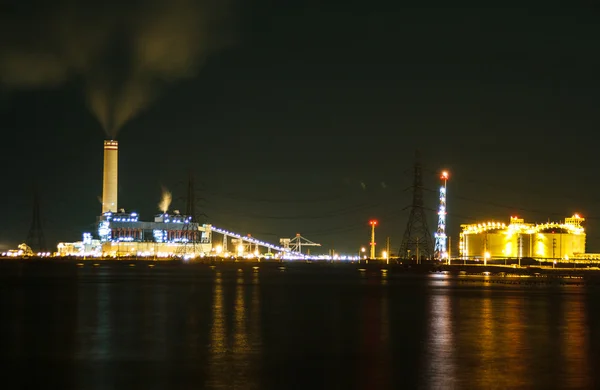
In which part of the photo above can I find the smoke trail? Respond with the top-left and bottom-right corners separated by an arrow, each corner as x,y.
111,79 -> 156,136
0,51 -> 68,88
0,0 -> 232,138
86,85 -> 113,136
158,187 -> 172,214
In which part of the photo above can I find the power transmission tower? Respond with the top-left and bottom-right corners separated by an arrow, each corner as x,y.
179,171 -> 208,257
26,187 -> 46,252
186,170 -> 196,222
399,150 -> 433,260
185,170 -> 208,223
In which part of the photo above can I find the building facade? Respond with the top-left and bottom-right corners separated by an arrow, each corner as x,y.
57,211 -> 212,258
97,210 -> 212,257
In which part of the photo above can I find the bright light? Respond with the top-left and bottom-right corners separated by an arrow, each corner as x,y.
237,244 -> 244,255
484,252 -> 491,259
215,245 -> 223,254
361,247 -> 366,253
434,171 -> 448,257
369,220 -> 377,226
382,251 -> 388,259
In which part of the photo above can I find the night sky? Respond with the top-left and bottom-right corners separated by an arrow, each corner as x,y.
1,1 -> 598,254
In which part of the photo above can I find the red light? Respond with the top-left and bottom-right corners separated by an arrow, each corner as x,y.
369,220 -> 377,226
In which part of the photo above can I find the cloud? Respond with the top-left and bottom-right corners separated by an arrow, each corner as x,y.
0,0 -> 233,137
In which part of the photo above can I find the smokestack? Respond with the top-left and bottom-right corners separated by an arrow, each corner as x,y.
102,140 -> 118,214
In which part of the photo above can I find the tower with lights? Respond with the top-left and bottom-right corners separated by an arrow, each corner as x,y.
369,220 -> 377,259
434,171 -> 449,259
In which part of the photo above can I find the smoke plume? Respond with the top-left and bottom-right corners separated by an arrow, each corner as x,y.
0,0 -> 231,138
158,187 -> 172,213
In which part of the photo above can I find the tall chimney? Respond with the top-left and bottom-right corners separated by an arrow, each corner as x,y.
102,140 -> 118,214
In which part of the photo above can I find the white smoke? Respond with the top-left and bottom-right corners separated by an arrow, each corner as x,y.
158,187 -> 172,213
0,0 -> 233,138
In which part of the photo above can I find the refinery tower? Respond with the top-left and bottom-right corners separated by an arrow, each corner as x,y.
102,140 -> 118,213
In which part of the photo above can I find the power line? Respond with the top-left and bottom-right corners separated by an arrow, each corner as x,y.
422,186 -> 598,220
422,166 -> 598,207
203,201 -> 380,221
204,189 -> 355,204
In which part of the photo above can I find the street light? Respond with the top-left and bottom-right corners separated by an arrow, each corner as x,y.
484,251 -> 490,266
361,247 -> 366,260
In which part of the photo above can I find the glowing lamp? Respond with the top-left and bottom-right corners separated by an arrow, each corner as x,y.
441,171 -> 449,179
369,220 -> 378,226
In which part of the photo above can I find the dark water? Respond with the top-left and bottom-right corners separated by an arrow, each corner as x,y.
1,262 -> 599,390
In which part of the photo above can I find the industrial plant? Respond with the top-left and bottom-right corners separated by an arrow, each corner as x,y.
52,139 -> 327,260
56,140 -> 213,258
14,140 -> 600,264
459,215 -> 587,261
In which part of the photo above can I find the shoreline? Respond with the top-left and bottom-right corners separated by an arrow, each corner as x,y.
2,257 -> 600,279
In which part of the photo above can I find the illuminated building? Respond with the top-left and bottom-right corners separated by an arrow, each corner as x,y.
57,233 -> 102,257
56,211 -> 212,258
96,210 -> 212,258
459,214 -> 586,260
54,139 -> 213,259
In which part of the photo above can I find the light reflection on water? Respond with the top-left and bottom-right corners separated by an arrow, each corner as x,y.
445,285 -> 534,389
75,271 -> 112,361
357,276 -> 391,389
562,295 -> 591,389
250,271 -> 262,365
422,284 -> 455,389
206,270 -> 262,389
206,271 -> 226,388
0,266 -> 598,389
422,280 -> 594,390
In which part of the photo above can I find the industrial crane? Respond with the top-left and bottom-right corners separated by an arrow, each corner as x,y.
280,234 -> 321,254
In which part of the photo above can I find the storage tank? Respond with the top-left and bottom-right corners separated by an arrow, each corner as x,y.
535,231 -> 586,259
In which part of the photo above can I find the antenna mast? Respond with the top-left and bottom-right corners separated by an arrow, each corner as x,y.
434,171 -> 449,260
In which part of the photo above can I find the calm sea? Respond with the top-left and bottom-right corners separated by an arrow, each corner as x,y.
0,261 -> 598,389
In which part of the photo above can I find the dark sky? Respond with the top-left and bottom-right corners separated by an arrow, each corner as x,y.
1,1 -> 599,254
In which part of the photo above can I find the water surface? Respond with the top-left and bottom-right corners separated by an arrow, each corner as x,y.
0,262 -> 598,389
